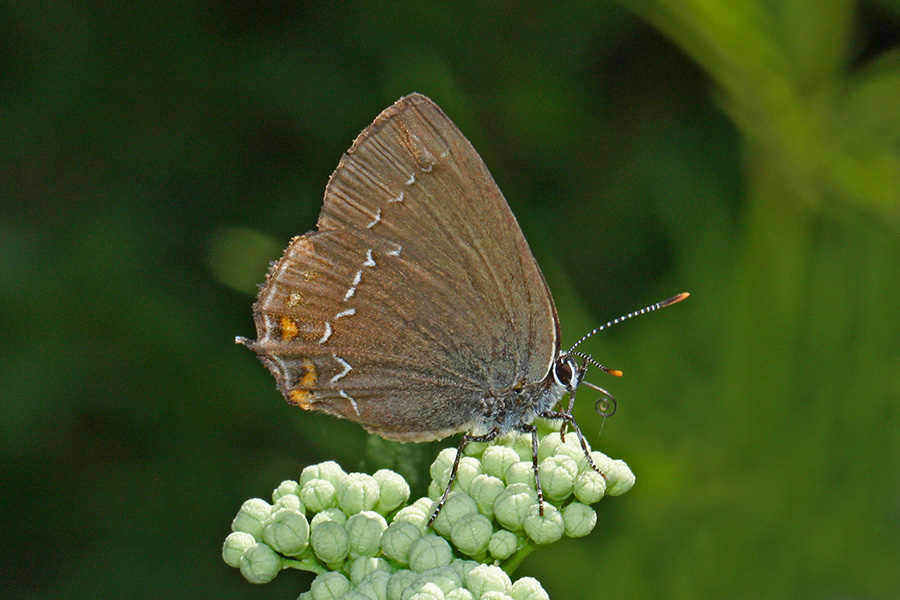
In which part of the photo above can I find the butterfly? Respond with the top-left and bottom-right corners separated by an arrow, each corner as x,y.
237,93 -> 687,521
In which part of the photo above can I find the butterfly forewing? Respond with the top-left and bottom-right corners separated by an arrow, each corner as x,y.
245,94 -> 559,441
322,95 -> 559,381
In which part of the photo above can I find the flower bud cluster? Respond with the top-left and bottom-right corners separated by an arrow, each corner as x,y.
224,463 -> 410,584
224,430 -> 633,598
427,431 -> 634,549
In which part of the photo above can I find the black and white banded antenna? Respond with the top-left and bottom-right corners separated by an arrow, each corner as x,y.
566,292 -> 690,377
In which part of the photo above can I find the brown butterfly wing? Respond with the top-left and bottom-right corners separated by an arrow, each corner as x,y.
242,94 -> 559,441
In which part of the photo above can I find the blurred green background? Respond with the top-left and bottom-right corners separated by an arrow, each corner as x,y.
3,1 -> 900,598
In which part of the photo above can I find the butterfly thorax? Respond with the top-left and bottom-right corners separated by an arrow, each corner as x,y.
472,372 -> 569,436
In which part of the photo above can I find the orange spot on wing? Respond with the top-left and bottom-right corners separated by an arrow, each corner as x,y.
298,358 -> 318,389
289,389 -> 313,409
285,358 -> 318,410
280,316 -> 300,341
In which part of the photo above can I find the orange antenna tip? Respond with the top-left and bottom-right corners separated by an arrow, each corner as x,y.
609,369 -> 623,377
661,292 -> 690,307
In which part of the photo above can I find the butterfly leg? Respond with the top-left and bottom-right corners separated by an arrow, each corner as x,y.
514,422 -> 546,516
429,428 -> 501,525
558,387 -> 577,443
539,410 -> 608,481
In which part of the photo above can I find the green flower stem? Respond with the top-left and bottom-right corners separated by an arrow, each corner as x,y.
499,541 -> 537,575
282,557 -> 328,575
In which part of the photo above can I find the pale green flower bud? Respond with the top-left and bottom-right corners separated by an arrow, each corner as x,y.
381,520 -> 422,565
510,577 -> 549,600
310,520 -> 350,565
462,440 -> 488,458
505,432 -> 533,462
539,431 -> 590,465
449,559 -> 480,583
417,566 -> 464,594
562,502 -> 597,537
536,431 -> 564,461
340,592 -> 372,600
557,441 -> 591,467
356,569 -> 391,600
408,534 -> 453,572
537,455 -> 578,501
464,564 -> 511,598
523,503 -> 564,544
480,446 -> 520,480
349,556 -> 391,583
444,589 -> 475,600
392,500 -> 431,531
302,461 -> 348,489
413,497 -> 437,512
603,457 -> 635,496
239,542 -> 282,584
573,469 -> 606,504
504,462 -> 536,487
232,498 -> 273,539
273,492 -> 305,514
222,531 -> 255,568
453,457 -> 483,494
263,508 -> 310,556
493,483 -> 537,531
468,474 -> 505,518
430,448 -> 457,488
480,592 -> 513,600
273,479 -> 302,502
488,530 -> 518,561
310,571 -> 351,600
338,473 -> 381,514
373,469 -> 411,514
427,481 -> 443,500
587,450 -> 613,470
408,582 -> 445,600
387,569 -> 417,600
302,478 -> 338,513
346,510 -> 389,557
311,507 -> 349,528
430,491 -> 477,537
450,512 -> 492,557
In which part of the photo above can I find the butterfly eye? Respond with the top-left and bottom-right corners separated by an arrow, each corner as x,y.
552,356 -> 577,388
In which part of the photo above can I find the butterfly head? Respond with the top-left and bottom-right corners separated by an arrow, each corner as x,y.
546,351 -> 618,422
